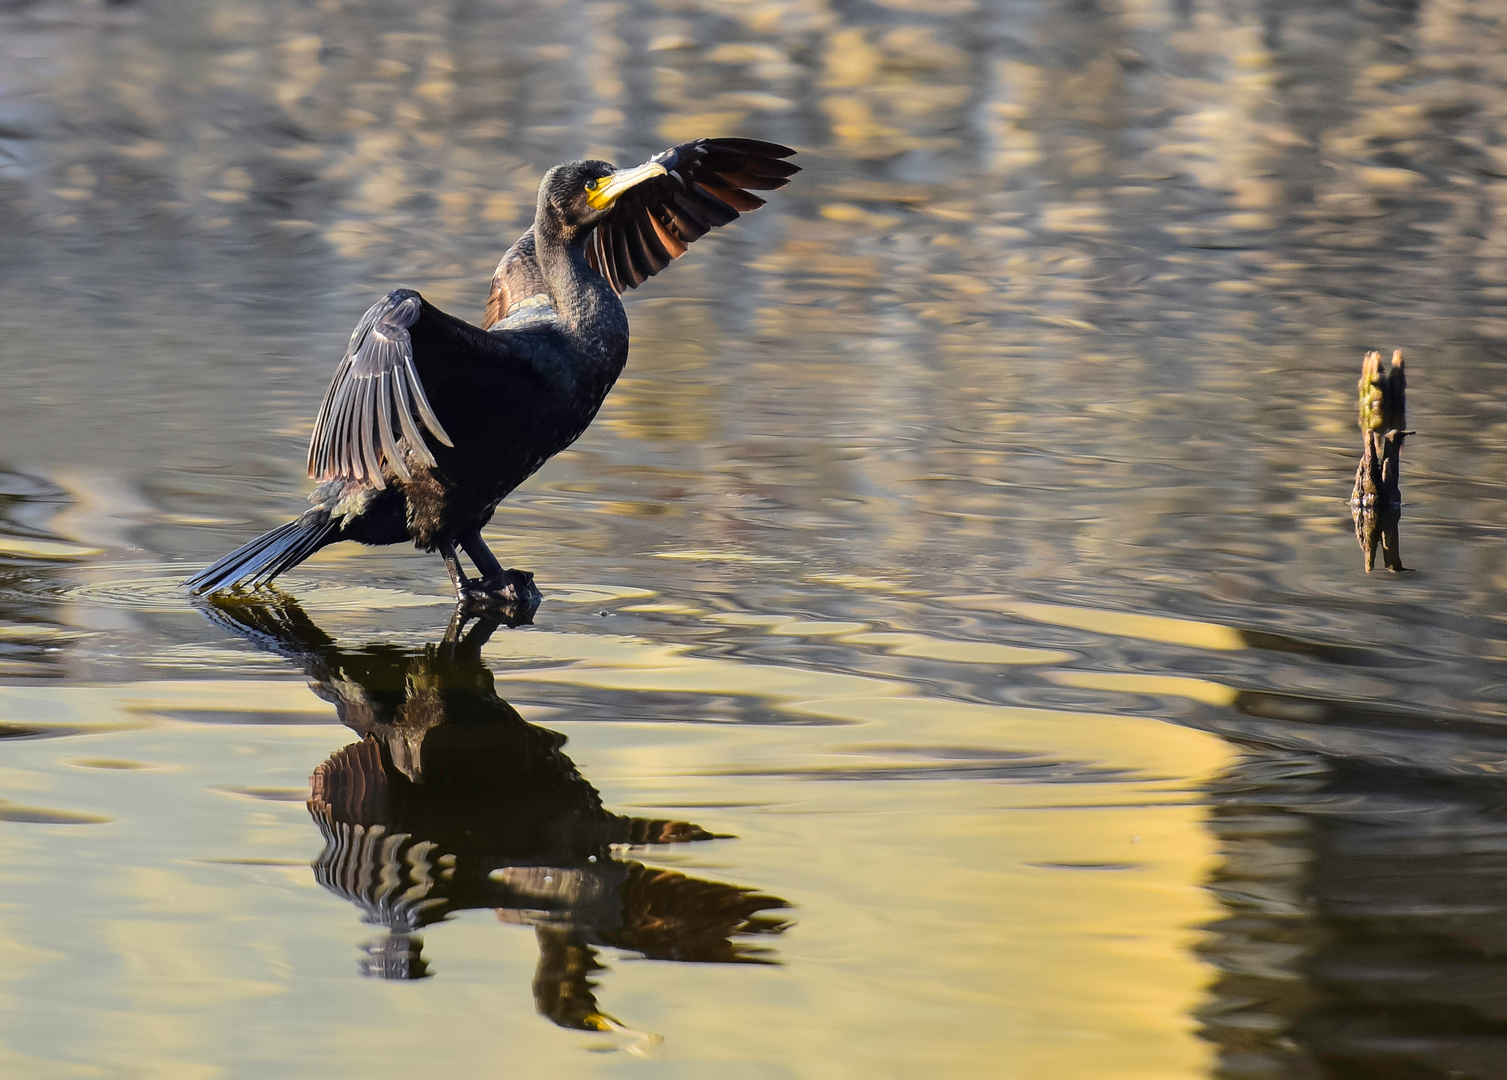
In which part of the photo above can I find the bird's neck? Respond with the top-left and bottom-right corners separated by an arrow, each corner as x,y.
535,219 -> 627,357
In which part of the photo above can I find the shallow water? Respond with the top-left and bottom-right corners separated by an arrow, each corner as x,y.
1,0 -> 1507,1075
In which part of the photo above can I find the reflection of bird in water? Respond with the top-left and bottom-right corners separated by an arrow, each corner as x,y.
187,139 -> 798,606
201,596 -> 790,1035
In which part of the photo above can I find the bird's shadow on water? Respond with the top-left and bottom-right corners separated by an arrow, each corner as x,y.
196,593 -> 791,1045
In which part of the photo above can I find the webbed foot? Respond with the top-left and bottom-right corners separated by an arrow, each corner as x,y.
456,568 -> 541,623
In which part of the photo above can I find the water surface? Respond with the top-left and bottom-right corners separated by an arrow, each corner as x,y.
1,0 -> 1506,1075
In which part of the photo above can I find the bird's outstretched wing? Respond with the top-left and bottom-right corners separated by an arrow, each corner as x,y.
307,289 -> 455,489
585,138 -> 798,293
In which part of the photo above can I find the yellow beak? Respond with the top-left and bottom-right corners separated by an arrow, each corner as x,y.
586,161 -> 668,210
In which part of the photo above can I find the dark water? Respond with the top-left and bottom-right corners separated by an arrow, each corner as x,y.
1,0 -> 1506,1074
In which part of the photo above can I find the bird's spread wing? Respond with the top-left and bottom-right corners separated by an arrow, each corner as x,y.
307,289 -> 455,489
585,138 -> 798,293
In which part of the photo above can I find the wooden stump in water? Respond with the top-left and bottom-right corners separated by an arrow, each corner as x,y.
1350,349 -> 1409,572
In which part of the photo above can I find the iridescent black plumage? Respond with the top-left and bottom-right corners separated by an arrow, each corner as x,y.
186,138 -> 798,602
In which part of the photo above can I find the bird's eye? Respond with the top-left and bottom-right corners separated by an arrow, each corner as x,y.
585,178 -> 600,192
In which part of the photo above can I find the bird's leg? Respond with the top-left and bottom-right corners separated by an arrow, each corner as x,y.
459,529 -> 505,583
438,540 -> 472,599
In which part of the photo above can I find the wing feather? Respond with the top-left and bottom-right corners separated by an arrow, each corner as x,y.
684,184 -> 740,226
618,210 -> 657,284
483,229 -> 548,330
611,233 -> 640,288
326,376 -> 352,476
629,207 -> 673,269
389,363 -> 432,462
375,372 -> 409,482
699,136 -> 800,157
306,289 -> 455,488
648,212 -> 688,259
659,195 -> 710,244
703,168 -> 789,191
699,184 -> 766,213
357,378 -> 382,485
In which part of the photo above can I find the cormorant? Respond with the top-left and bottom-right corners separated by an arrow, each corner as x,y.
185,138 -> 798,604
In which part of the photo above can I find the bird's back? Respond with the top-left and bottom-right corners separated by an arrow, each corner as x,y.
483,228 -> 548,331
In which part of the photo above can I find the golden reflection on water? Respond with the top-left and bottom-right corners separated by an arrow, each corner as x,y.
0,590 -> 1234,1076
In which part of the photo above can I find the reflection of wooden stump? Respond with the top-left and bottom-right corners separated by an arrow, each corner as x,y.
1350,350 -> 1409,571
1352,500 -> 1404,573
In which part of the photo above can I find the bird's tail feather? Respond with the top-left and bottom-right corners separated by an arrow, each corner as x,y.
184,516 -> 337,595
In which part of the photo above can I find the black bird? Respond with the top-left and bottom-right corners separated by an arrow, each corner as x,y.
186,138 -> 798,604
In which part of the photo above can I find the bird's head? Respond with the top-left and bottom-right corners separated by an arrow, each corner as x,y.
536,158 -> 667,238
